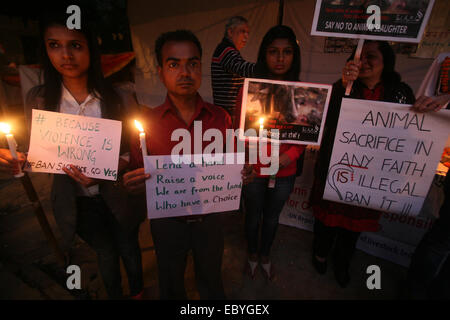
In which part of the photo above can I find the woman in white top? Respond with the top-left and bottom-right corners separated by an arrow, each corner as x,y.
0,4 -> 144,299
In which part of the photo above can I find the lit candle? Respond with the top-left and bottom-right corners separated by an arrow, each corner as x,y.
0,122 -> 24,178
259,117 -> 265,138
134,120 -> 148,157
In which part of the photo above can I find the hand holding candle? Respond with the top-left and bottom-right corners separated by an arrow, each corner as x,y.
345,38 -> 365,96
0,122 -> 24,178
134,120 -> 148,157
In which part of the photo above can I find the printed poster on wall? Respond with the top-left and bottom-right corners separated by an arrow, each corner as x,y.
143,153 -> 244,219
26,109 -> 122,181
311,0 -> 435,43
322,98 -> 450,216
239,78 -> 332,146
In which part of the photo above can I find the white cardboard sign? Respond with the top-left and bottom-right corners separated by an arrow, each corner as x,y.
144,153 -> 244,219
26,109 -> 122,181
323,98 -> 450,216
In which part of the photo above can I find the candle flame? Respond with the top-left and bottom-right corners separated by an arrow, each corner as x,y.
259,117 -> 265,127
0,122 -> 11,134
134,120 -> 144,133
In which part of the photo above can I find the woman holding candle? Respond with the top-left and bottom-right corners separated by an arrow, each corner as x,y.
236,25 -> 305,281
0,5 -> 144,299
310,41 -> 417,288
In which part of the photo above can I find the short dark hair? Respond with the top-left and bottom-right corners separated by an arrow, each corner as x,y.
155,30 -> 202,66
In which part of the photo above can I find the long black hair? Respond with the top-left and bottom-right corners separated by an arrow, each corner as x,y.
38,3 -> 123,120
256,25 -> 301,81
348,40 -> 401,86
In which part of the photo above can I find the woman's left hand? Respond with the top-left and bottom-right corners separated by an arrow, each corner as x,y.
63,164 -> 98,188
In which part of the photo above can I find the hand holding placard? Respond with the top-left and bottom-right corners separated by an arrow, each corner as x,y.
123,167 -> 150,195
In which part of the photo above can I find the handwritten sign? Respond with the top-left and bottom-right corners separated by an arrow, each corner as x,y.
311,0 -> 435,43
26,109 -> 122,181
323,98 -> 450,216
144,154 -> 244,219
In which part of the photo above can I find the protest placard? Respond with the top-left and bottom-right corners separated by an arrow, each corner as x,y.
311,0 -> 435,43
26,109 -> 122,181
322,98 -> 450,216
239,78 -> 332,146
144,153 -> 244,219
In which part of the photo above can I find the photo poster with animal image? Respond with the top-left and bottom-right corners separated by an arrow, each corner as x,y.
143,153 -> 244,219
238,78 -> 332,146
26,109 -> 122,181
323,98 -> 450,216
311,0 -> 435,43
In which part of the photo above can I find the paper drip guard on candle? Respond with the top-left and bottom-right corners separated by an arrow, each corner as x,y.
0,122 -> 24,178
345,38 -> 365,96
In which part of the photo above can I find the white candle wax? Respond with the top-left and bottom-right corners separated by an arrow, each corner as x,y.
140,132 -> 148,157
6,134 -> 18,158
259,118 -> 265,140
6,133 -> 24,177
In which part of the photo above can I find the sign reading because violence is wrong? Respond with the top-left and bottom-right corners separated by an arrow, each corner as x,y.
26,109 -> 122,181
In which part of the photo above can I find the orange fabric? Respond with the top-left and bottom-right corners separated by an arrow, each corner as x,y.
100,52 -> 135,77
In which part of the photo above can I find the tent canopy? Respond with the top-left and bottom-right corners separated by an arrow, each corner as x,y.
128,0 -> 435,108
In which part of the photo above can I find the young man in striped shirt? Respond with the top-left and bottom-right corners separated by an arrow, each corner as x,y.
211,16 -> 257,116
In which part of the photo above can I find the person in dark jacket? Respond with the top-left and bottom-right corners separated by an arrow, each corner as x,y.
310,41 -> 415,288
